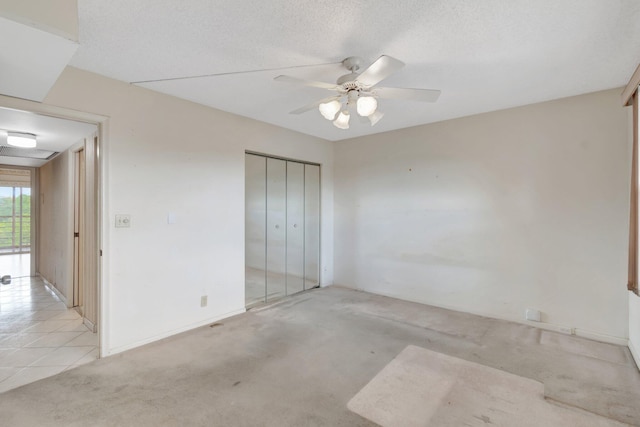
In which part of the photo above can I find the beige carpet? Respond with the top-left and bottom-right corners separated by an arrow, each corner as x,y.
347,345 -> 628,427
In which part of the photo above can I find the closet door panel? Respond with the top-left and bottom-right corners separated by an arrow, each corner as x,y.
286,162 -> 305,295
304,164 -> 320,289
266,158 -> 287,301
245,154 -> 267,306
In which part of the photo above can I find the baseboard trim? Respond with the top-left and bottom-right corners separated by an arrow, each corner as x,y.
40,275 -> 68,306
574,328 -> 628,346
105,307 -> 246,356
629,339 -> 640,371
83,317 -> 96,333
339,285 -> 628,346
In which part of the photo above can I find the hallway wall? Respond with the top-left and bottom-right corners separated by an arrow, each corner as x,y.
38,150 -> 73,300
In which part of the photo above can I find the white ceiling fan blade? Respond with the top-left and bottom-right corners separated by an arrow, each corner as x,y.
274,75 -> 338,90
289,96 -> 341,115
355,55 -> 405,87
374,87 -> 441,102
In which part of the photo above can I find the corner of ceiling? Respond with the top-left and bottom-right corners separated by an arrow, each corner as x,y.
0,12 -> 78,102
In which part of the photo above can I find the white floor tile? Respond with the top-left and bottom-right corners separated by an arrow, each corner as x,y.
30,346 -> 94,367
0,270 -> 99,393
22,319 -> 76,333
28,310 -> 63,321
0,348 -> 16,360
0,366 -> 20,382
0,347 -> 54,367
44,302 -> 68,311
56,319 -> 90,333
0,322 -> 33,334
66,331 -> 98,347
0,333 -> 46,348
50,310 -> 82,321
24,331 -> 84,348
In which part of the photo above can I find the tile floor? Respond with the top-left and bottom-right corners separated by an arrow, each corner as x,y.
0,252 -> 30,279
0,274 -> 98,393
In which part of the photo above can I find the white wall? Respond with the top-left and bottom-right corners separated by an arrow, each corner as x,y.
44,67 -> 334,355
334,88 -> 630,343
38,150 -> 73,300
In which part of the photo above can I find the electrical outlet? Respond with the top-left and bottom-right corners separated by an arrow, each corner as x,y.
200,295 -> 207,307
559,326 -> 575,335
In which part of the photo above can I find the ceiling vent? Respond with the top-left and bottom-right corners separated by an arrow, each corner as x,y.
0,145 -> 59,160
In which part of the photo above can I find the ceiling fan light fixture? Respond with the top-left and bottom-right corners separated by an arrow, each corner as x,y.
319,100 -> 341,120
356,96 -> 377,117
368,111 -> 384,126
275,55 -> 441,131
7,132 -> 37,148
333,111 -> 350,129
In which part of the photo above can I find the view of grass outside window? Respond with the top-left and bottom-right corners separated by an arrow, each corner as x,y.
0,186 -> 30,254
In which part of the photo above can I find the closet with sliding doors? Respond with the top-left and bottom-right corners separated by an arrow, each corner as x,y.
245,153 -> 320,307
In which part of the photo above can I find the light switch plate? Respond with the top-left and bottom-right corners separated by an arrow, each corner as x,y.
115,214 -> 131,228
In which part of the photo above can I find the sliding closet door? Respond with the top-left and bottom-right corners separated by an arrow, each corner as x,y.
245,154 -> 267,306
266,158 -> 287,301
286,162 -> 305,295
245,153 -> 320,307
304,164 -> 320,289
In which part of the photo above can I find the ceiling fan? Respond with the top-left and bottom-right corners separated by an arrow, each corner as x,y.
274,55 -> 441,129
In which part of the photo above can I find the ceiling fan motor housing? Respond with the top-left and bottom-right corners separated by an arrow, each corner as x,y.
342,56 -> 364,72
338,56 -> 369,91
337,73 -> 362,87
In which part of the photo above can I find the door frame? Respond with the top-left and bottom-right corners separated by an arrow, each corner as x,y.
72,147 -> 84,309
0,94 -> 109,357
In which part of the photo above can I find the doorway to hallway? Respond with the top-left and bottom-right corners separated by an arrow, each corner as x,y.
0,98 -> 104,394
0,97 -> 104,357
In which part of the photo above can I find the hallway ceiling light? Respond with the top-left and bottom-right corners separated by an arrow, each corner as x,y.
7,132 -> 37,148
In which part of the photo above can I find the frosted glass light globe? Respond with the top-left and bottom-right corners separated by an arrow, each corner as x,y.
333,111 -> 350,129
319,100 -> 341,120
356,96 -> 377,117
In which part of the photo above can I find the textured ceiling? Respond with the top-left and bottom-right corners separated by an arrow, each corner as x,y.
70,0 -> 640,141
